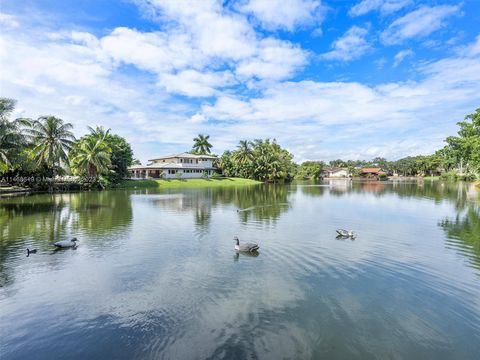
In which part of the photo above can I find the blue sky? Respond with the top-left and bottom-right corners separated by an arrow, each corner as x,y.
1,0 -> 479,163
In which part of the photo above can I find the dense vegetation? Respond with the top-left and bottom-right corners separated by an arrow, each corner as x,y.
216,139 -> 296,183
0,98 -> 133,188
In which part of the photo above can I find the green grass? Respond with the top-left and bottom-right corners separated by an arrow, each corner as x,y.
118,177 -> 261,189
422,176 -> 441,180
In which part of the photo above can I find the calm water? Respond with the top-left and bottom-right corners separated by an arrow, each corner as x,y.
1,181 -> 480,359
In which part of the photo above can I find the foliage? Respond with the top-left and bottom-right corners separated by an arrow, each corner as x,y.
0,99 -> 32,173
217,139 -> 295,183
439,108 -> 480,176
27,116 -> 75,174
70,136 -> 112,178
191,134 -> 213,154
295,161 -> 325,180
69,126 -> 133,185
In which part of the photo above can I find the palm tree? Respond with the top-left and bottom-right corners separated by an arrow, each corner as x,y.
88,125 -> 110,142
28,116 -> 75,173
192,134 -> 212,154
71,137 -> 111,178
233,140 -> 253,164
0,98 -> 31,170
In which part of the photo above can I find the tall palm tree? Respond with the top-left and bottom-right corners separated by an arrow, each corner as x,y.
192,134 -> 212,154
28,116 -> 75,173
71,137 -> 111,178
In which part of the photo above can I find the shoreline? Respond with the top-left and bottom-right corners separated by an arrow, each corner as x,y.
116,177 -> 262,189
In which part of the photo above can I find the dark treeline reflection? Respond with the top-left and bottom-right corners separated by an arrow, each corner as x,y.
440,205 -> 480,270
0,191 -> 132,287
144,184 -> 291,226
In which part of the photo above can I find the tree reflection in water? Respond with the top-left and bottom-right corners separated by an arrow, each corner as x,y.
0,191 -> 133,287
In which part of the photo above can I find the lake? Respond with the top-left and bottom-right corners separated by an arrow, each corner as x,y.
1,180 -> 479,359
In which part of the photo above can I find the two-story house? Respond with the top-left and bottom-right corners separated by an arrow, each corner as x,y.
128,153 -> 216,179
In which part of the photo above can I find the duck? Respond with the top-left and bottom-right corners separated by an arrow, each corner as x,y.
336,229 -> 356,238
54,238 -> 79,248
234,236 -> 259,252
26,248 -> 37,257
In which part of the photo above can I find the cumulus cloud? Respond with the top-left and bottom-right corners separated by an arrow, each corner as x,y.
239,0 -> 326,31
381,5 -> 460,45
236,38 -> 308,80
200,36 -> 480,160
320,26 -> 371,61
393,49 -> 414,67
349,0 -> 412,17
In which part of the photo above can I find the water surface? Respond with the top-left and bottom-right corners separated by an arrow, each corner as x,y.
1,181 -> 480,359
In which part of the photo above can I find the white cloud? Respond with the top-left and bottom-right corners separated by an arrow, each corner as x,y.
0,12 -> 19,28
159,70 -> 236,97
456,34 -> 480,57
320,26 -> 371,61
239,0 -> 325,31
381,5 -> 460,45
393,49 -> 414,67
349,0 -> 412,17
236,38 -> 308,80
200,36 -> 480,161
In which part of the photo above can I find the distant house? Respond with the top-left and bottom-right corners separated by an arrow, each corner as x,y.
321,167 -> 350,178
128,153 -> 216,179
360,167 -> 386,180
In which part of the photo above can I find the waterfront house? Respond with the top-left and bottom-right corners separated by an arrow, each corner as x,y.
128,153 -> 216,179
321,167 -> 350,178
360,167 -> 386,180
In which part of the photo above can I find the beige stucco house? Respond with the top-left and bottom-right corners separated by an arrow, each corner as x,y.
321,167 -> 350,178
128,153 -> 216,179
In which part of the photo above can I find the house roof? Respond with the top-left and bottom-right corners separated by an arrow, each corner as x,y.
148,152 -> 216,161
361,167 -> 383,173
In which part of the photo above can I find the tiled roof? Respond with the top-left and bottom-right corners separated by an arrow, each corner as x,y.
361,168 -> 383,173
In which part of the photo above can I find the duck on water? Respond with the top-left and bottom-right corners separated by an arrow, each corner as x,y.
234,236 -> 259,253
54,238 -> 79,249
336,229 -> 356,239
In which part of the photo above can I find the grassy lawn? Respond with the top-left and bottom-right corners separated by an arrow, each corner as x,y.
118,177 -> 261,189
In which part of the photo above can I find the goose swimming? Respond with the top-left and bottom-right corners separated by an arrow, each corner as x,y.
234,236 -> 259,252
26,248 -> 37,257
54,238 -> 79,248
336,229 -> 356,238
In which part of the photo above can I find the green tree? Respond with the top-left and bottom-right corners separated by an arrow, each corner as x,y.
28,116 -> 75,174
192,134 -> 213,154
440,108 -> 480,176
0,98 -> 31,173
70,136 -> 111,179
70,127 -> 133,184
296,161 -> 325,180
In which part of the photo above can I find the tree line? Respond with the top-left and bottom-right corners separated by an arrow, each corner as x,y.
0,98 -> 133,188
205,108 -> 480,182
2,97 -> 479,187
